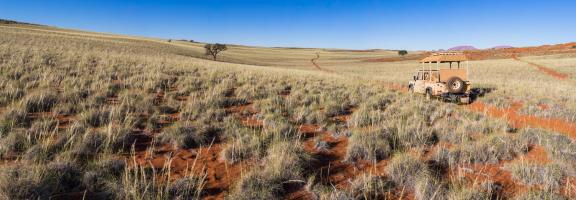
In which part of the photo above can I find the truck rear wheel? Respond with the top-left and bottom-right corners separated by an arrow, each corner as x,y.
447,77 -> 466,94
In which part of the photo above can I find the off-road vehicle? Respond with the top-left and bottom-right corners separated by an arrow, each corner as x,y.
408,52 -> 471,104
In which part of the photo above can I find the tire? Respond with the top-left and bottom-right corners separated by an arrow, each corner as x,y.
447,77 -> 466,94
408,84 -> 414,93
425,89 -> 432,100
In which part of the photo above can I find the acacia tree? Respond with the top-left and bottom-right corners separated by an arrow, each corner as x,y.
398,50 -> 408,56
204,43 -> 228,61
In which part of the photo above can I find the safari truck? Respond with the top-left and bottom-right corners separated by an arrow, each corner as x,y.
408,52 -> 471,104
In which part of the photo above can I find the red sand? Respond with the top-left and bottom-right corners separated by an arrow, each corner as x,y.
467,101 -> 576,140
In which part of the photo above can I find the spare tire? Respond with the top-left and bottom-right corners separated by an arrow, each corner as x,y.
447,77 -> 466,94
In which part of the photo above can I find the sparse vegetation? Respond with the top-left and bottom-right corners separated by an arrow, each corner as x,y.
0,22 -> 574,200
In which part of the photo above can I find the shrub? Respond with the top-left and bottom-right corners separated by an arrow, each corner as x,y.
83,159 -> 126,194
324,101 -> 350,118
263,119 -> 297,139
42,161 -> 83,194
229,142 -> 313,199
0,167 -> 48,199
348,175 -> 395,199
414,177 -> 447,200
72,131 -> 105,161
82,107 -> 111,127
347,106 -> 386,128
0,87 -> 24,106
520,128 -> 576,161
387,153 -> 430,190
22,91 -> 59,113
435,134 -> 528,165
345,128 -> 392,163
159,123 -> 219,149
221,136 -> 258,164
505,162 -> 569,191
446,182 -> 493,200
168,177 -> 204,200
2,107 -> 30,127
398,50 -> 408,56
0,129 -> 31,158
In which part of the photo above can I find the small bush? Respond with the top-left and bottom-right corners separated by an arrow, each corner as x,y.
83,159 -> 126,193
42,161 -> 83,194
414,177 -> 447,200
72,131 -> 105,161
520,128 -> 576,161
82,108 -> 111,127
398,50 -> 408,56
345,128 -> 392,162
447,184 -> 492,200
159,123 -> 219,149
387,153 -> 430,190
348,175 -> 395,199
221,136 -> 257,164
0,167 -> 48,199
168,177 -> 204,200
0,129 -> 30,157
229,142 -> 313,199
505,162 -> 570,191
22,91 -> 59,113
2,108 -> 30,127
435,134 -> 528,165
324,101 -> 350,118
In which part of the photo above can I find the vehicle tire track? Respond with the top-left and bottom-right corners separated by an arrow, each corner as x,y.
311,53 -> 334,73
512,54 -> 569,80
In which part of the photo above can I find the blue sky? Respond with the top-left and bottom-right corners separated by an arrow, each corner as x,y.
1,0 -> 575,50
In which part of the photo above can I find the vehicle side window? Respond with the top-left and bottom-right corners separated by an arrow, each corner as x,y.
417,72 -> 422,80
423,72 -> 429,80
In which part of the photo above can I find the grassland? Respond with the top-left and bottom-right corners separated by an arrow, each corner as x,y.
0,23 -> 575,200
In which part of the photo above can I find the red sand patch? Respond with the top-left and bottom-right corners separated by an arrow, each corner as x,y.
131,144 -> 252,199
512,55 -> 569,80
226,103 -> 263,128
467,101 -> 576,139
520,145 -> 551,165
450,163 -> 527,197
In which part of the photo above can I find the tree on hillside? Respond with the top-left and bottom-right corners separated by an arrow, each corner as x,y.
398,50 -> 408,56
205,43 -> 228,61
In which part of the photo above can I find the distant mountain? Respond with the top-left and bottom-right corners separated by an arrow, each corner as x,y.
491,45 -> 514,49
447,46 -> 478,51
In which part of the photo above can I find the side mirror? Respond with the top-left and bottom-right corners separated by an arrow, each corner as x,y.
413,76 -> 417,81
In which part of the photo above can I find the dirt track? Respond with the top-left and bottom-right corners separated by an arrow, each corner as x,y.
310,53 -> 334,73
512,55 -> 569,80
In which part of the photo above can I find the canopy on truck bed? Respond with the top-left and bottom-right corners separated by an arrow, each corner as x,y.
420,53 -> 468,63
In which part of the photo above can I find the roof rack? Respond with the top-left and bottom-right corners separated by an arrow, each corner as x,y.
420,52 -> 468,63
